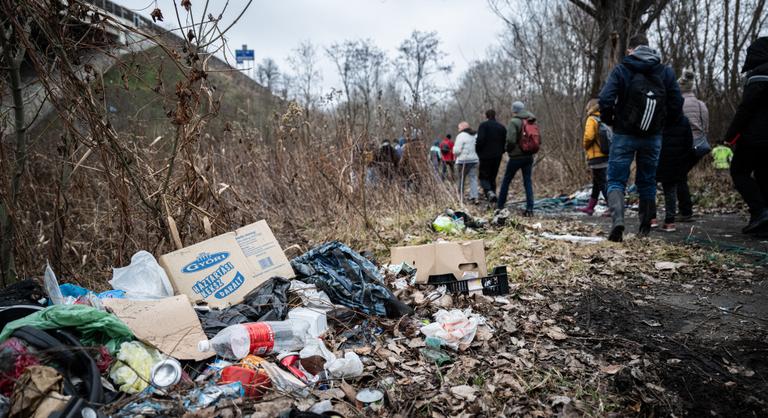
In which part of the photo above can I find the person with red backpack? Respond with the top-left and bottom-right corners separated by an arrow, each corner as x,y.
497,101 -> 539,215
439,133 -> 456,180
599,34 -> 683,242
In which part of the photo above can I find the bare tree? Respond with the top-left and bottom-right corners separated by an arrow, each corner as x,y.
394,31 -> 452,107
327,39 -> 386,134
256,57 -> 281,93
288,40 -> 322,112
0,10 -> 30,284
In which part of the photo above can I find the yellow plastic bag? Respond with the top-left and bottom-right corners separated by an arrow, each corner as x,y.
109,341 -> 162,393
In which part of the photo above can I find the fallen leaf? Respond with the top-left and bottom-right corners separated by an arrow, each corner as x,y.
600,364 -> 623,374
450,385 -> 477,402
544,326 -> 568,340
654,261 -> 686,271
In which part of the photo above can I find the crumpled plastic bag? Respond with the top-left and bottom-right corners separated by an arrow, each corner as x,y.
432,215 -> 465,234
325,352 -> 364,378
109,341 -> 163,394
0,305 -> 134,354
197,277 -> 291,338
289,281 -> 334,312
299,338 -> 363,379
291,241 -> 412,318
420,309 -> 482,351
110,251 -> 174,299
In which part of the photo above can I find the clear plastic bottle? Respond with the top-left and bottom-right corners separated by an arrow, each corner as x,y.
198,320 -> 310,359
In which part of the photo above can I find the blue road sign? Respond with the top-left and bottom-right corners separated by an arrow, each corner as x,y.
235,47 -> 254,64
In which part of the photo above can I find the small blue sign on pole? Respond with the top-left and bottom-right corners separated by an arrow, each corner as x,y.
235,44 -> 254,64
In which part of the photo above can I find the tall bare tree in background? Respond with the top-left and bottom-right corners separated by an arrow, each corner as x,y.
287,40 -> 322,112
256,57 -> 281,94
326,39 -> 386,136
395,31 -> 452,108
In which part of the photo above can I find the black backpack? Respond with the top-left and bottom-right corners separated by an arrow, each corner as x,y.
622,71 -> 666,136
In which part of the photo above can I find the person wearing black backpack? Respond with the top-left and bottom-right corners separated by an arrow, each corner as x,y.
599,34 -> 684,242
578,98 -> 610,216
725,36 -> 768,236
497,101 -> 538,215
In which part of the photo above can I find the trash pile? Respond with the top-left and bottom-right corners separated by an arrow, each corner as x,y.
0,219 -> 509,417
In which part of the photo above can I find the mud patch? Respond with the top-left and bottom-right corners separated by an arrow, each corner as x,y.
570,286 -> 768,416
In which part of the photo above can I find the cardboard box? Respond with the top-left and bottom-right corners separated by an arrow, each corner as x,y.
158,220 -> 294,308
389,240 -> 487,284
104,295 -> 213,361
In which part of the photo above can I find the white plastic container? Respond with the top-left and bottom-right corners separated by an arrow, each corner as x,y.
287,307 -> 328,338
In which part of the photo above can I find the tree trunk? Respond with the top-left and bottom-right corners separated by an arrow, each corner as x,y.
0,33 -> 27,286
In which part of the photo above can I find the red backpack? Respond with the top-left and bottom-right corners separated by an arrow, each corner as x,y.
519,117 -> 541,154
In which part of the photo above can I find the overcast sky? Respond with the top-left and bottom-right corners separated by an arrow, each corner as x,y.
116,0 -> 507,92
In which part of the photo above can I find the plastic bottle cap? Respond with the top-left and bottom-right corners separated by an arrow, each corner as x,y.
198,340 -> 211,352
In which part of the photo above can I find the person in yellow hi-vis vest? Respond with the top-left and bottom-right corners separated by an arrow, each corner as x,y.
711,144 -> 733,170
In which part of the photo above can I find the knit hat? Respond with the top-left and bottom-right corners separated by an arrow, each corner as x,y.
678,69 -> 695,92
512,101 -> 525,114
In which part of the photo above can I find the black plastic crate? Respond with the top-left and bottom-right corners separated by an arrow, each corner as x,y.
427,266 -> 509,296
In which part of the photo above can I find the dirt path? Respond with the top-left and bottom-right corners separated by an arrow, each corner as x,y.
533,210 -> 768,415
565,211 -> 768,262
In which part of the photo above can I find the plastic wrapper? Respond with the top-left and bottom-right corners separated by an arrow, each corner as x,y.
432,215 -> 465,234
0,305 -> 133,354
325,352 -> 364,379
110,251 -> 174,299
420,309 -> 482,351
261,361 -> 310,397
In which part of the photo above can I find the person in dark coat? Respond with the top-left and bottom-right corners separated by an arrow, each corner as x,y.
725,36 -> 768,235
475,109 -> 507,202
653,114 -> 694,232
599,34 -> 684,242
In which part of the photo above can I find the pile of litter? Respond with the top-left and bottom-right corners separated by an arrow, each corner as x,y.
0,219 -> 511,417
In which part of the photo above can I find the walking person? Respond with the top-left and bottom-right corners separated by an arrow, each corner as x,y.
475,109 -> 507,203
439,133 -> 456,180
453,122 -> 480,205
429,139 -> 442,176
654,114 -> 695,232
599,34 -> 684,242
497,101 -> 537,216
677,69 -> 710,222
578,98 -> 609,216
724,36 -> 768,235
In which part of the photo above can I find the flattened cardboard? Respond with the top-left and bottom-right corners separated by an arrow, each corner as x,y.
158,220 -> 294,308
389,240 -> 487,284
104,295 -> 213,361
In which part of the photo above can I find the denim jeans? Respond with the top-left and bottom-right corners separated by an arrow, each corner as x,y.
456,161 -> 479,200
497,156 -> 534,210
607,133 -> 662,200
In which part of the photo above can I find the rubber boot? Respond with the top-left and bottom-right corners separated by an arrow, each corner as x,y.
578,198 -> 597,216
638,199 -> 653,237
607,190 -> 625,242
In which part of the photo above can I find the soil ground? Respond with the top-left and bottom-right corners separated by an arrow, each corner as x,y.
550,209 -> 768,416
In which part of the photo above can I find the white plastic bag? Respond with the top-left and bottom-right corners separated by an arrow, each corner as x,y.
110,251 -> 174,299
420,309 -> 481,351
325,352 -> 364,378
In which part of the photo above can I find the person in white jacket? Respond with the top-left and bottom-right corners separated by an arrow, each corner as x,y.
453,121 -> 480,204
